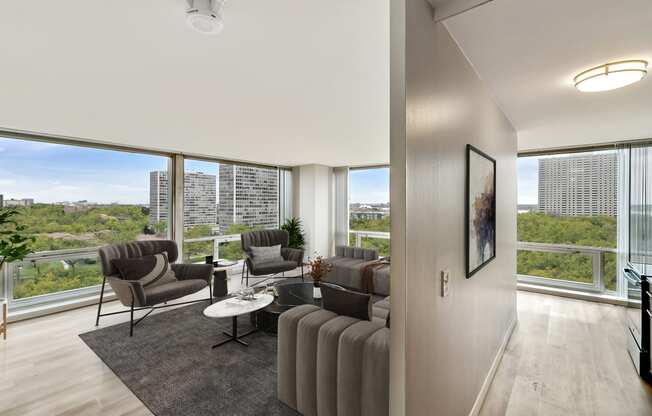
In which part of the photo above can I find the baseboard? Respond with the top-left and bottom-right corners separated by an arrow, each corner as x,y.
468,316 -> 517,416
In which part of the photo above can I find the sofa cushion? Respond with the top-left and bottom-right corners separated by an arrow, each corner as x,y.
321,284 -> 372,321
111,252 -> 177,288
316,316 -> 359,416
278,305 -> 321,409
252,259 -> 298,275
296,309 -> 338,416
143,279 -> 206,306
250,244 -> 283,262
337,321 -> 386,416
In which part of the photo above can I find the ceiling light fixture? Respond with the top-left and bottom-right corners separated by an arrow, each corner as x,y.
574,60 -> 648,92
186,0 -> 225,35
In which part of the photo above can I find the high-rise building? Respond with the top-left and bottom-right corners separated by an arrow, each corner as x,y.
150,171 -> 217,228
538,153 -> 618,216
218,164 -> 278,234
3,198 -> 34,208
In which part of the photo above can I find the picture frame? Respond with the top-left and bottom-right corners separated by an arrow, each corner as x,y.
465,144 -> 496,278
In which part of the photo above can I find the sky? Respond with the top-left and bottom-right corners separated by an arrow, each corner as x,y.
349,168 -> 389,204
0,137 -> 168,204
518,157 -> 538,205
0,137 -> 391,205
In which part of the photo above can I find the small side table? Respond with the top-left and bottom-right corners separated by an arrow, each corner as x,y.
0,299 -> 7,340
212,267 -> 229,298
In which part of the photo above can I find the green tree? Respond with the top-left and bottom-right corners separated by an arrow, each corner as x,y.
0,208 -> 35,274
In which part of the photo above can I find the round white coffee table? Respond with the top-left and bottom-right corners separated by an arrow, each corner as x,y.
203,293 -> 274,347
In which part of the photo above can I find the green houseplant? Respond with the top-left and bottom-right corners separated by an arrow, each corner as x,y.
281,217 -> 306,250
0,208 -> 35,277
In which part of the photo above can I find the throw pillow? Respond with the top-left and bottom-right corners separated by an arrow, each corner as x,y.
320,284 -> 372,320
250,245 -> 283,262
112,252 -> 177,287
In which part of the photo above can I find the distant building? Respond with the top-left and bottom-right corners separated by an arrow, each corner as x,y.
0,194 -> 3,208
350,211 -> 387,221
218,164 -> 278,234
538,153 -> 617,216
517,204 -> 538,213
3,198 -> 34,208
149,171 -> 217,228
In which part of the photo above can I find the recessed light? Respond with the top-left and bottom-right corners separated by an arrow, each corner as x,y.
186,0 -> 224,35
574,60 -> 648,92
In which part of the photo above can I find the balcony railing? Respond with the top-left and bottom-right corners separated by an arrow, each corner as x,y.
4,246 -> 105,308
517,241 -> 618,293
183,233 -> 244,265
350,230 -> 390,257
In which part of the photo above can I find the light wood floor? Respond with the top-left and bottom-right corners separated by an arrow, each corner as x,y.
2,287 -> 652,415
480,291 -> 652,416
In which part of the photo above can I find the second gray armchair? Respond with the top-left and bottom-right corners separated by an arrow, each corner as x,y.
240,230 -> 304,286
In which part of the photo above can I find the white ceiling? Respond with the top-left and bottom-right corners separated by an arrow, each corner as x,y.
445,0 -> 652,151
0,0 -> 389,167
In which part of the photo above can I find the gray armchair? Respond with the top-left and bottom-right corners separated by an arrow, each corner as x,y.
96,240 -> 213,336
240,230 -> 304,286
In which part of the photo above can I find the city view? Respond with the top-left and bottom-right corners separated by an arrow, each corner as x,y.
348,168 -> 390,256
0,138 -> 282,299
517,150 -> 618,291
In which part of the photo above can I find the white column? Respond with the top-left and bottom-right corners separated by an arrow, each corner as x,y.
333,167 -> 350,247
292,164 -> 334,258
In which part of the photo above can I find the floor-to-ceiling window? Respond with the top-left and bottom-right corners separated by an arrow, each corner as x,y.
348,167 -> 390,256
0,136 -> 171,306
182,159 -> 280,264
517,149 -> 618,293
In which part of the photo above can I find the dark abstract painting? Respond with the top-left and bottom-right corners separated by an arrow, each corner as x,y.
466,144 -> 496,278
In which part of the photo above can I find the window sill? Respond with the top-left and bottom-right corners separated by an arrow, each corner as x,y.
517,282 -> 630,306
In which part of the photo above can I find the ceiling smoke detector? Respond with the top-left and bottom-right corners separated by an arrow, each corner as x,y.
186,0 -> 225,35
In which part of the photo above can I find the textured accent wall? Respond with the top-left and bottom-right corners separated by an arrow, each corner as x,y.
390,0 -> 518,414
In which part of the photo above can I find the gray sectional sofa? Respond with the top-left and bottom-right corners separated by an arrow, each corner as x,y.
322,246 -> 390,297
278,298 -> 390,416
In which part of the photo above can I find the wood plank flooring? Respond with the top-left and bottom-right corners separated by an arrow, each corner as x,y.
1,285 -> 651,415
480,291 -> 652,416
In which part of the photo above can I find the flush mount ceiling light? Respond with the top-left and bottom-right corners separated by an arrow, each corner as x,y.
186,0 -> 225,35
574,60 -> 648,92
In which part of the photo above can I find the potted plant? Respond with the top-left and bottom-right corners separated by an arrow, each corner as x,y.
0,208 -> 35,278
281,217 -> 305,250
307,253 -> 333,299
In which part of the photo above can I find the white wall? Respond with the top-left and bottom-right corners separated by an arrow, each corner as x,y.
292,165 -> 334,258
390,0 -> 518,414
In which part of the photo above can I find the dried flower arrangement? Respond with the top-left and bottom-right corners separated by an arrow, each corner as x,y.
307,252 -> 333,287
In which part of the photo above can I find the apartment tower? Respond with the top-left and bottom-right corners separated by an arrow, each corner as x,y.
538,153 -> 618,216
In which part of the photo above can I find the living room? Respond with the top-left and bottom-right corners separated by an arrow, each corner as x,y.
2,0 -> 652,416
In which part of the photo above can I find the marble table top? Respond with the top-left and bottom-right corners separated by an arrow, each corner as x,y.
203,293 -> 274,319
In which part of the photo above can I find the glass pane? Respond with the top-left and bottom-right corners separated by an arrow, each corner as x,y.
349,167 -> 390,252
182,159 -> 219,262
182,159 -> 279,263
218,240 -> 244,262
349,233 -> 390,257
517,150 -> 618,291
0,137 -> 171,300
517,250 -> 592,284
12,255 -> 102,299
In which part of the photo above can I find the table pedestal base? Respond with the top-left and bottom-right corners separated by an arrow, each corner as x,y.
212,316 -> 257,348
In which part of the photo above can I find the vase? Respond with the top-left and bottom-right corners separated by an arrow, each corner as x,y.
313,287 -> 322,299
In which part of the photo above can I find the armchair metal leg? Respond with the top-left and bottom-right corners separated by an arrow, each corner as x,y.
129,299 -> 135,337
301,264 -> 304,282
241,261 -> 246,286
209,279 -> 213,304
95,275 -> 107,327
246,267 -> 249,287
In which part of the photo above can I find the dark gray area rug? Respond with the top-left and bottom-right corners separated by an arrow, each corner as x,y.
80,301 -> 299,416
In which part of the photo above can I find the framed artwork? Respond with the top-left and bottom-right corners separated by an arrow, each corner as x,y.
465,144 -> 496,278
